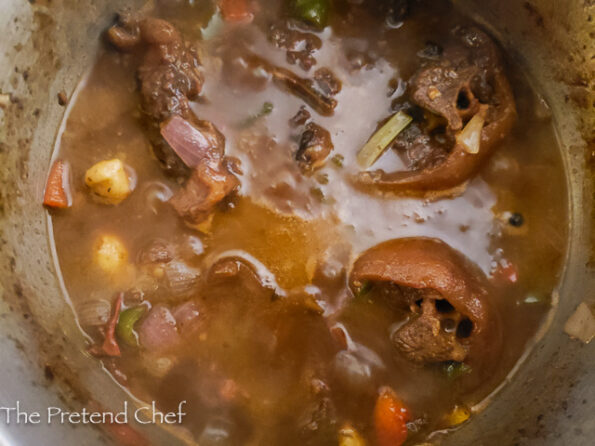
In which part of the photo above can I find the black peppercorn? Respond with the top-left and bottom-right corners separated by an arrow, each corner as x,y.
508,212 -> 524,227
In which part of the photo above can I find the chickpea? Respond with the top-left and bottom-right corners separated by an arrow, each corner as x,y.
93,234 -> 128,274
85,158 -> 132,204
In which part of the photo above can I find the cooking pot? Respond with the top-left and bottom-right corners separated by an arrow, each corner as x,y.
0,0 -> 593,444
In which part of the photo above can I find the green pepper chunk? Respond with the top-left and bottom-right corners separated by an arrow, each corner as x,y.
116,306 -> 147,347
355,280 -> 372,298
443,361 -> 472,380
290,0 -> 330,29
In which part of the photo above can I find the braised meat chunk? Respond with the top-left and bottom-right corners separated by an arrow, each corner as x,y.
350,238 -> 502,371
357,27 -> 516,196
411,64 -> 480,131
313,68 -> 342,97
392,296 -> 467,363
269,23 -> 322,72
170,161 -> 240,227
107,15 -> 239,223
137,18 -> 204,121
108,15 -> 208,175
108,16 -> 204,121
391,120 -> 450,171
296,123 -> 334,172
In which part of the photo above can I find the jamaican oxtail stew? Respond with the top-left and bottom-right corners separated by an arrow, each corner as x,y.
44,0 -> 567,444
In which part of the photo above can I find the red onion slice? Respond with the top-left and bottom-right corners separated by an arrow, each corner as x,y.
160,115 -> 223,168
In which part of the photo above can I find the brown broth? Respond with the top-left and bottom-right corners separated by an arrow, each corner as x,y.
49,1 -> 567,444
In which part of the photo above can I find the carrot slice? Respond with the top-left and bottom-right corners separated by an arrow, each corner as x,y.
104,420 -> 150,446
491,260 -> 518,284
88,401 -> 150,446
219,0 -> 254,23
374,387 -> 411,446
43,160 -> 72,208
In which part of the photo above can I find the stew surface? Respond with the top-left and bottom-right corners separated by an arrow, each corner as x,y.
47,0 -> 567,445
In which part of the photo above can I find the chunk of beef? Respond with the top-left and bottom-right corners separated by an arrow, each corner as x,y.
349,238 -> 502,373
109,16 -> 203,121
290,106 -> 312,127
356,27 -> 516,196
313,68 -> 342,96
273,64 -> 337,116
170,161 -> 240,226
107,16 -> 240,220
392,121 -> 451,170
137,238 -> 174,264
296,123 -> 334,172
392,298 -> 467,363
410,64 -> 480,131
107,16 -> 207,177
136,18 -> 206,176
227,52 -> 337,116
137,18 -> 203,121
269,23 -> 322,71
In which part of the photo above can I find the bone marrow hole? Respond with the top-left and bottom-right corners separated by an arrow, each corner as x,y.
456,318 -> 474,339
456,89 -> 471,110
435,299 -> 455,314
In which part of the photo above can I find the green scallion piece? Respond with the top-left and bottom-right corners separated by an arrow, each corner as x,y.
357,111 -> 412,169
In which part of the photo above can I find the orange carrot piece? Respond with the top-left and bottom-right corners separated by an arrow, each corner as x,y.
105,421 -> 150,446
43,160 -> 72,208
219,0 -> 254,23
374,387 -> 411,446
88,401 -> 151,446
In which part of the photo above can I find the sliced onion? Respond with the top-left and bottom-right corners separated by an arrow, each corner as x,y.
77,299 -> 111,327
357,111 -> 413,168
209,250 -> 286,297
138,305 -> 180,351
160,115 -> 219,168
164,261 -> 201,297
172,301 -> 201,333
564,302 -> 595,344
457,112 -> 485,154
